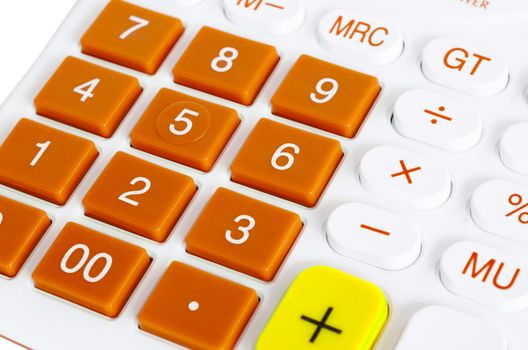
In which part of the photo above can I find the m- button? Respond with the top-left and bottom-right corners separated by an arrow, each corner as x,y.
422,37 -> 508,96
224,0 -> 305,35
359,146 -> 452,209
257,266 -> 388,350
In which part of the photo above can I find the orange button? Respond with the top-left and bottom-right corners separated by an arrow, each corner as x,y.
0,196 -> 50,277
138,261 -> 258,350
271,55 -> 381,138
81,1 -> 184,74
130,88 -> 240,172
0,119 -> 98,205
34,56 -> 142,137
231,119 -> 342,207
186,188 -> 302,281
32,222 -> 150,317
83,152 -> 196,242
173,26 -> 279,105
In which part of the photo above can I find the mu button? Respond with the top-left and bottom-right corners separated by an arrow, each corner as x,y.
257,266 -> 388,350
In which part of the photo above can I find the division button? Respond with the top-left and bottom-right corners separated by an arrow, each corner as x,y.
393,89 -> 482,151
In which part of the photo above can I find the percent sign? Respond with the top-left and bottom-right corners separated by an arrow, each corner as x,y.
505,193 -> 528,224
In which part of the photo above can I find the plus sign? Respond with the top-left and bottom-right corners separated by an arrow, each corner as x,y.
300,307 -> 343,343
390,160 -> 422,184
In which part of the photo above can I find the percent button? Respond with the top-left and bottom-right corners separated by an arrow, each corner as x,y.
471,180 -> 528,245
326,202 -> 421,270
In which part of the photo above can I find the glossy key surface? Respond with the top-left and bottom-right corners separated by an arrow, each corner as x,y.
138,261 -> 259,350
32,222 -> 150,318
130,88 -> 240,172
231,118 -> 342,207
186,187 -> 303,281
173,26 -> 279,105
271,55 -> 380,138
0,196 -> 50,277
0,119 -> 98,205
257,266 -> 388,350
83,152 -> 196,242
34,56 -> 142,137
81,1 -> 184,74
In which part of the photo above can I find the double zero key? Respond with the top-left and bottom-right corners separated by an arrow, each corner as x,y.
32,222 -> 150,317
231,119 -> 342,207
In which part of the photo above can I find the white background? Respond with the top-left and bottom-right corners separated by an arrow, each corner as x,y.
0,1 -> 75,105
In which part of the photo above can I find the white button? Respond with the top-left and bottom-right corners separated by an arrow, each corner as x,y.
223,0 -> 304,35
500,123 -> 528,176
169,0 -> 203,6
422,37 -> 508,97
471,180 -> 528,245
326,202 -> 421,270
440,241 -> 528,312
318,10 -> 403,65
393,89 -> 482,152
359,146 -> 452,210
395,305 -> 507,350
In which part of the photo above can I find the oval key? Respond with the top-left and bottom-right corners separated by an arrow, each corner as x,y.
318,10 -> 403,65
422,37 -> 508,96
359,146 -> 452,209
440,241 -> 528,312
500,123 -> 528,176
326,202 -> 421,270
224,0 -> 305,35
393,89 -> 482,151
471,180 -> 528,245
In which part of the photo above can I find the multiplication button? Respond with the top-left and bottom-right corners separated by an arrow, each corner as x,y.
257,266 -> 388,350
327,202 -> 421,270
359,146 -> 452,209
393,89 -> 482,151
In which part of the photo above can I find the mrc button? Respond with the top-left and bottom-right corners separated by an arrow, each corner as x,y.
318,10 -> 403,65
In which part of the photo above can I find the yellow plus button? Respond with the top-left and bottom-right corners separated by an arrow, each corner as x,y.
256,266 -> 388,350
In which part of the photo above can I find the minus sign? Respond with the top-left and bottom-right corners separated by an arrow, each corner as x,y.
360,224 -> 391,236
265,2 -> 285,10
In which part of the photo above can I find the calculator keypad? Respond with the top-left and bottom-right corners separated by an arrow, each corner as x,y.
83,152 -> 196,242
138,261 -> 258,350
130,88 -> 240,172
272,54 -> 380,138
0,119 -> 98,205
32,222 -> 150,318
34,56 -> 142,137
81,1 -> 184,74
0,196 -> 50,277
173,26 -> 280,105
186,187 -> 303,281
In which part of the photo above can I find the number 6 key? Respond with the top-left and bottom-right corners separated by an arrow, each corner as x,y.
231,119 -> 343,207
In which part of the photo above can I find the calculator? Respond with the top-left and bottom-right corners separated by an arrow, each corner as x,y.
1,0 -> 528,349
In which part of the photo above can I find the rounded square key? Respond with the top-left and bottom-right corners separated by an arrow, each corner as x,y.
83,152 -> 196,242
81,1 -> 184,74
257,266 -> 388,350
173,26 -> 280,105
32,222 -> 150,318
186,188 -> 302,281
0,119 -> 98,205
271,55 -> 380,138
230,119 -> 342,207
0,196 -> 50,277
138,261 -> 259,350
130,88 -> 240,172
34,56 -> 142,137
